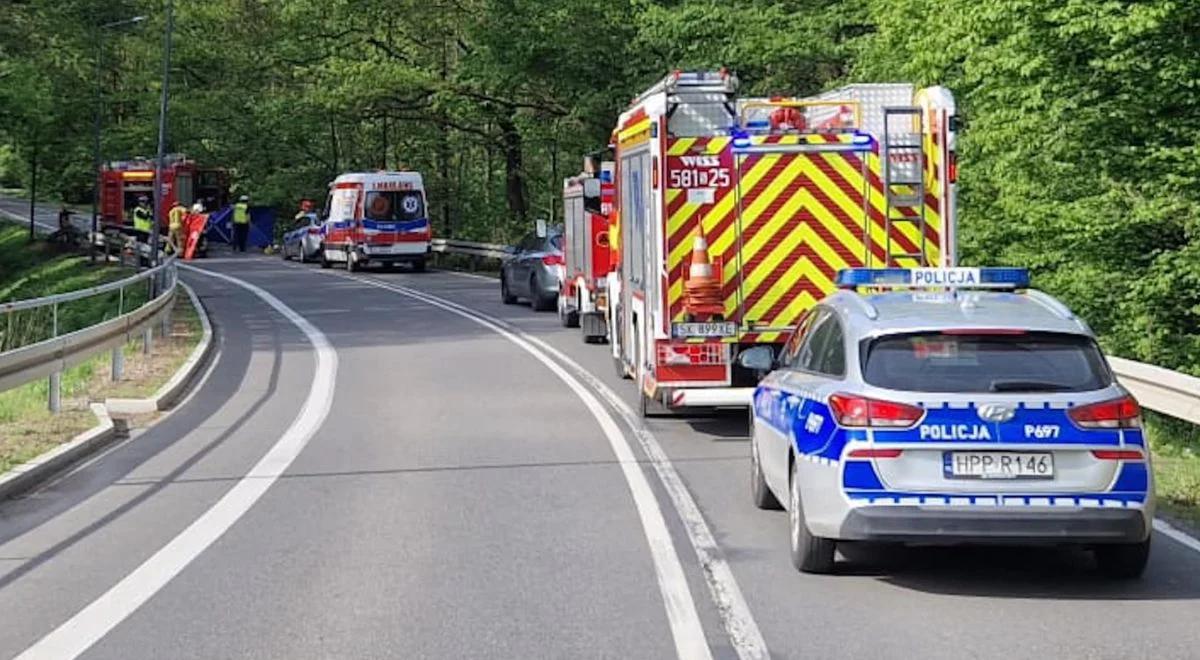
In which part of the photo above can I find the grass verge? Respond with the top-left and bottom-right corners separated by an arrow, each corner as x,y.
0,292 -> 203,473
0,223 -> 148,352
1146,412 -> 1200,531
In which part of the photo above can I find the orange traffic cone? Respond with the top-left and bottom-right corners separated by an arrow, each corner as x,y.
684,226 -> 724,318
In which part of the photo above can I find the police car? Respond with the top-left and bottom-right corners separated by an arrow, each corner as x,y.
740,268 -> 1153,577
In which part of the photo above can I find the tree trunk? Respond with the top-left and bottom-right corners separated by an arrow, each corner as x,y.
498,114 -> 526,225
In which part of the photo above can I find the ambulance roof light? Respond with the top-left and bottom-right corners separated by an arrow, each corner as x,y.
835,267 -> 1031,290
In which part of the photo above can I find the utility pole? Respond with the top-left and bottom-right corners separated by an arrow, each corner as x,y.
91,15 -> 146,262
150,0 -> 174,267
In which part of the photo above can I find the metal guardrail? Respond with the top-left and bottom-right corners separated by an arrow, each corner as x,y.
1109,357 -> 1200,426
431,237 -> 511,260
0,257 -> 178,409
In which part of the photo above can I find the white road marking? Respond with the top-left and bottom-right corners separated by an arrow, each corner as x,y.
348,273 -> 768,660
439,269 -> 498,282
332,271 -> 713,660
1154,518 -> 1200,554
14,265 -> 338,660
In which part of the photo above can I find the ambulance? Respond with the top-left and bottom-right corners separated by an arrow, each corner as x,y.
321,171 -> 432,272
607,69 -> 959,416
559,157 -> 615,342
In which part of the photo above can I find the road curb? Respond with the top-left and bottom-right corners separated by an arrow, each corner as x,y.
0,403 -> 116,500
0,281 -> 214,499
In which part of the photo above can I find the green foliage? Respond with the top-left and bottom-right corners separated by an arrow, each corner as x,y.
1,0 -> 1197,373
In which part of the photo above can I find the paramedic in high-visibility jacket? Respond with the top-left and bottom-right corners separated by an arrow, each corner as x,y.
132,196 -> 153,241
233,195 -> 251,252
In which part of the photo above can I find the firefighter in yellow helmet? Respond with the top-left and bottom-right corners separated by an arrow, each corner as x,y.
167,200 -> 187,255
233,195 -> 251,252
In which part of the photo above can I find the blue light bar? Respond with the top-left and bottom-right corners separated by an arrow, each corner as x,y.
835,267 -> 1030,290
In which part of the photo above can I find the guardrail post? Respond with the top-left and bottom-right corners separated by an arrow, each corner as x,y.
143,326 -> 153,355
48,371 -> 61,413
112,345 -> 124,381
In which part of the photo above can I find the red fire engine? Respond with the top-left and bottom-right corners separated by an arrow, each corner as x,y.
559,157 -> 615,342
100,155 -> 230,230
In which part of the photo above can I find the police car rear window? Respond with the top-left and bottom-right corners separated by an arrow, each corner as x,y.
861,331 -> 1111,393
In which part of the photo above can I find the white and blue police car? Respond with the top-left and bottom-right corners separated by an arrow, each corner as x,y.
740,267 -> 1153,577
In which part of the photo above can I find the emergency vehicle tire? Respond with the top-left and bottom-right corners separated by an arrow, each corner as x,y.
1094,539 -> 1150,579
638,390 -> 671,418
411,258 -> 427,273
558,296 -> 579,328
320,253 -> 331,269
790,460 -> 836,574
501,276 -> 518,304
751,422 -> 782,510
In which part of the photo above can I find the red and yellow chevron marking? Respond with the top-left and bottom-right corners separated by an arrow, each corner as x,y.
664,134 -> 944,344
618,110 -> 653,150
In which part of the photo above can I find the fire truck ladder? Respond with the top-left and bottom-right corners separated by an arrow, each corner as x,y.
881,107 -> 928,267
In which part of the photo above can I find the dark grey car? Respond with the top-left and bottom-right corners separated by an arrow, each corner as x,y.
500,230 -> 564,311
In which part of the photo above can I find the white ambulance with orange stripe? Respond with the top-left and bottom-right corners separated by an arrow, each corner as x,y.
320,171 -> 432,272
606,69 -> 960,416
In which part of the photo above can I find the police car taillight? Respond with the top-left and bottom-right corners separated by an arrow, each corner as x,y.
1067,396 -> 1141,430
829,393 -> 924,428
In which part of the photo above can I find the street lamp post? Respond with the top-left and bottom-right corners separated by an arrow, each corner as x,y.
90,15 -> 146,263
150,0 -> 175,268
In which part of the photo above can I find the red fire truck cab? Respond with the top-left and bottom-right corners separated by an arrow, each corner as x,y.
100,155 -> 230,230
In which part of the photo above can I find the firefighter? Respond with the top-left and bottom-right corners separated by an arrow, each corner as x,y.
233,195 -> 251,252
132,195 -> 153,242
166,200 -> 187,254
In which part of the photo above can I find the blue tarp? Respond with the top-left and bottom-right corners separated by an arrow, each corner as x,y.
204,206 -> 275,248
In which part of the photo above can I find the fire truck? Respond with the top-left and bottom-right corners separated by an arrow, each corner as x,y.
100,155 -> 230,230
606,69 -> 959,416
559,158 -> 615,342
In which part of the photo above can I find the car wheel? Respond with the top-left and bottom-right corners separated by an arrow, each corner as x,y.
501,274 -> 518,304
790,459 -> 836,574
411,258 -> 427,273
751,422 -> 782,510
531,274 -> 555,312
1095,538 -> 1151,579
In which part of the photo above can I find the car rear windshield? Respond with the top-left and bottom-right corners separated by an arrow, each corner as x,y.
860,331 -> 1112,393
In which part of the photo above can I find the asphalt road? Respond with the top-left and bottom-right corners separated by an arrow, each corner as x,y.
2,251 -> 1200,659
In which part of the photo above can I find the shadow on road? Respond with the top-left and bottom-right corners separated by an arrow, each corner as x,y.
836,542 -> 1200,600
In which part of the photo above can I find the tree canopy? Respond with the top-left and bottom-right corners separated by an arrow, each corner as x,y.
1,0 -> 1196,373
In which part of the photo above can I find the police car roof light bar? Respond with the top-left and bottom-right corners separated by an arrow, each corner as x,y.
834,267 -> 1031,290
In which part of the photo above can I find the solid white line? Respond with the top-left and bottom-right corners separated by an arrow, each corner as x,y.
350,274 -> 768,660
1153,518 -> 1200,554
15,264 -> 338,660
331,271 -> 712,660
